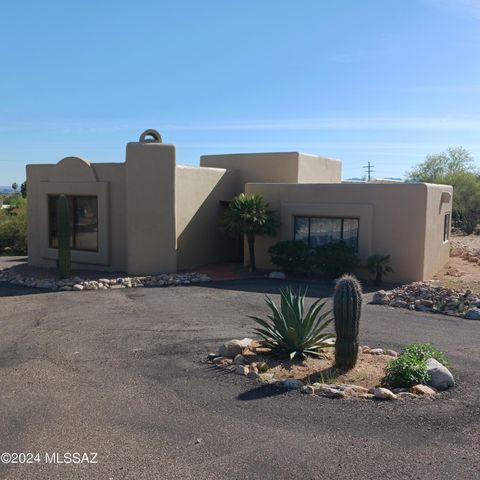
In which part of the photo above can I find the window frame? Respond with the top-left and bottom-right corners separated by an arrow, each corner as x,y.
293,215 -> 360,251
443,212 -> 451,242
48,194 -> 99,252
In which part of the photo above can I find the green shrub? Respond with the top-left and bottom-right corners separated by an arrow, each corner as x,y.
384,342 -> 449,388
0,201 -> 27,255
249,286 -> 334,360
314,242 -> 359,279
384,354 -> 431,388
268,240 -> 313,274
401,343 -> 449,367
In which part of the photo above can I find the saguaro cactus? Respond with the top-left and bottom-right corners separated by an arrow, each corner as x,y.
57,194 -> 71,280
333,274 -> 363,369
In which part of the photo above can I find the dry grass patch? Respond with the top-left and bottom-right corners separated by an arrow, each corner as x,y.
244,344 -> 391,390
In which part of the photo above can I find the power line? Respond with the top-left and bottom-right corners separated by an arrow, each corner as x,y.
363,161 -> 375,181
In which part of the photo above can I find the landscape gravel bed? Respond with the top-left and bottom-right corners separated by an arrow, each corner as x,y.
372,281 -> 480,319
0,266 -> 210,291
208,339 -> 455,401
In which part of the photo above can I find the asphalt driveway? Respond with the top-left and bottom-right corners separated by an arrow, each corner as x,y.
0,279 -> 479,479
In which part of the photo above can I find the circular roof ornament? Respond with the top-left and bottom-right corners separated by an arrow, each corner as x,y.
139,129 -> 162,143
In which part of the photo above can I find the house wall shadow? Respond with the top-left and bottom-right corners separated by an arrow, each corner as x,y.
197,277 -> 399,298
176,169 -> 239,271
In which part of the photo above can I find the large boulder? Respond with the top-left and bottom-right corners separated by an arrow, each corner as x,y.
426,358 -> 455,390
234,365 -> 249,376
411,384 -> 436,396
389,299 -> 408,308
465,308 -> 480,320
372,291 -> 389,305
282,379 -> 304,390
373,387 -> 397,400
238,338 -> 253,347
218,340 -> 244,358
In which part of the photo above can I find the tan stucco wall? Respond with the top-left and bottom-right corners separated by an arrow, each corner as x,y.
245,182 -> 452,283
422,184 -> 453,280
200,152 -> 341,193
26,131 -> 178,275
27,159 -> 125,272
175,165 -> 237,270
125,141 -> 177,275
297,153 -> 342,183
93,163 -> 127,270
26,163 -> 53,268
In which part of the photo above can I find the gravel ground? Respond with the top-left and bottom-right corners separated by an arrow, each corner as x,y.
0,277 -> 478,480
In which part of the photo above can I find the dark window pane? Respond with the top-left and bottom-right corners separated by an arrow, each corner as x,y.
444,213 -> 450,242
74,197 -> 98,251
342,219 -> 359,249
294,217 -> 309,244
292,216 -> 359,252
309,218 -> 341,247
48,195 -> 97,251
49,196 -> 74,249
49,196 -> 59,249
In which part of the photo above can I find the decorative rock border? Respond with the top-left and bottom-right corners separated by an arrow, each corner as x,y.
372,282 -> 480,319
0,267 -> 211,291
208,339 -> 453,401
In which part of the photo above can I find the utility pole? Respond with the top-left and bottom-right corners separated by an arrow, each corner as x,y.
363,162 -> 374,182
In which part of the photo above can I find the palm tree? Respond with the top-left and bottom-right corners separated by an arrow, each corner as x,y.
221,193 -> 278,272
367,254 -> 393,286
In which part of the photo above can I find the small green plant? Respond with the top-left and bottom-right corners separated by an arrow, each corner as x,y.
0,197 -> 27,255
401,343 -> 449,367
384,354 -> 431,388
314,242 -> 359,278
249,286 -> 334,360
268,240 -> 313,275
333,274 -> 362,369
367,254 -> 393,286
384,342 -> 449,388
56,195 -> 71,280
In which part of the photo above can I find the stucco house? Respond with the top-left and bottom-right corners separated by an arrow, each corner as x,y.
26,129 -> 452,283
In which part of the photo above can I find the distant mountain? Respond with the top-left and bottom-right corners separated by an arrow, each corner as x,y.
0,186 -> 14,193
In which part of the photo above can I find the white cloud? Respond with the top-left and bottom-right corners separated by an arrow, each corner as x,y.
2,116 -> 480,135
166,117 -> 480,131
178,142 -> 480,151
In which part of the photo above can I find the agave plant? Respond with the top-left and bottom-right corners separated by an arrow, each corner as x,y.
249,286 -> 334,360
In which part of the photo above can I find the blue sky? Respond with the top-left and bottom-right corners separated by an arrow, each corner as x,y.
1,0 -> 480,184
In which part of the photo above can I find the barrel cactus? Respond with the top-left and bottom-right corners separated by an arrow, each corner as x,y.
57,195 -> 71,280
333,274 -> 363,369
